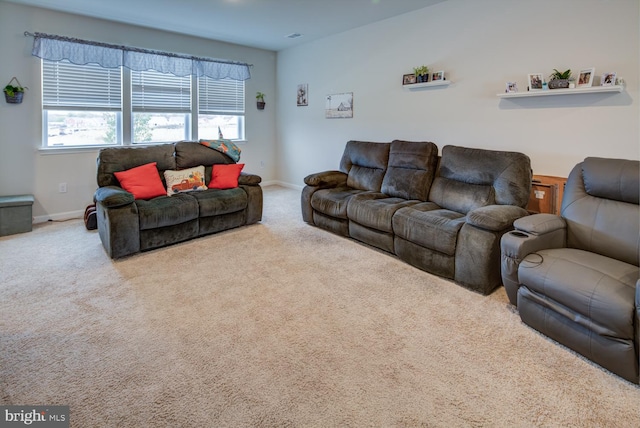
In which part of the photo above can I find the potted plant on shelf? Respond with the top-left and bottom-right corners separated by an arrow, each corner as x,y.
256,92 -> 266,110
3,77 -> 28,104
413,66 -> 429,83
548,69 -> 573,89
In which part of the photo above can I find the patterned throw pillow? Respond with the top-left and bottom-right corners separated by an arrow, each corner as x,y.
164,166 -> 208,196
199,139 -> 241,162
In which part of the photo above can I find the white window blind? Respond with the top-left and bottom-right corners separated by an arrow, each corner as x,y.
198,77 -> 245,115
42,60 -> 121,110
132,69 -> 191,113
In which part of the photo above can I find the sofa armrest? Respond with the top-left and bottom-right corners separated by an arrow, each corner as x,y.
238,172 -> 262,186
500,213 -> 567,305
466,205 -> 530,232
94,186 -> 135,208
304,170 -> 347,188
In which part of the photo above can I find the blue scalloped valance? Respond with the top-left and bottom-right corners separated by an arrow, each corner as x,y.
30,32 -> 251,81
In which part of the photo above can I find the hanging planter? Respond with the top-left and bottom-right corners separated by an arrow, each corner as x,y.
256,91 -> 265,110
3,77 -> 28,104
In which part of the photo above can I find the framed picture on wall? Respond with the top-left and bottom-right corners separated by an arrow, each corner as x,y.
297,84 -> 308,106
600,72 -> 616,86
325,93 -> 353,119
505,82 -> 518,93
527,73 -> 544,91
578,68 -> 595,87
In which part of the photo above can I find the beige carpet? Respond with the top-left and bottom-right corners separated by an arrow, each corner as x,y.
1,185 -> 638,427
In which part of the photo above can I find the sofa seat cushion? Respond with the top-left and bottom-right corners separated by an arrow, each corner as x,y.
519,248 -> 639,339
393,203 -> 466,255
192,187 -> 247,217
311,187 -> 369,219
137,193 -> 199,230
347,193 -> 419,232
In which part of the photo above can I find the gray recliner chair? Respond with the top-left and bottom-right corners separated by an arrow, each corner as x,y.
501,157 -> 640,383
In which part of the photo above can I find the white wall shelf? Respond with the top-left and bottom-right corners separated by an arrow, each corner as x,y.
403,80 -> 451,90
497,85 -> 624,98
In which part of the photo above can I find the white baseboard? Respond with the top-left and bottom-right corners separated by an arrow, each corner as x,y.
262,180 -> 303,191
34,210 -> 85,224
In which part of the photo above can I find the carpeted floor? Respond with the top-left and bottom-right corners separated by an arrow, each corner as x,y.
1,185 -> 639,427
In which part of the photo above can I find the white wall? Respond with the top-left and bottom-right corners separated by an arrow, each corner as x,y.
0,2 -> 277,221
276,0 -> 639,188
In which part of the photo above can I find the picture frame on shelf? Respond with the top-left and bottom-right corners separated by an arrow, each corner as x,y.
600,72 -> 616,86
578,68 -> 595,87
431,71 -> 444,81
403,74 -> 417,85
527,73 -> 544,91
505,82 -> 518,93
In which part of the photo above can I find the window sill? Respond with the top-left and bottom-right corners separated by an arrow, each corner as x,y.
38,140 -> 248,155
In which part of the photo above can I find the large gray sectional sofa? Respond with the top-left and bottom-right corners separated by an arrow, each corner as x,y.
301,140 -> 532,295
95,141 -> 262,258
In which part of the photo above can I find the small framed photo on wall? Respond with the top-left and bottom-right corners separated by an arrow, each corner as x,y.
600,72 -> 616,86
527,73 -> 544,91
297,84 -> 308,106
578,68 -> 595,87
505,82 -> 518,93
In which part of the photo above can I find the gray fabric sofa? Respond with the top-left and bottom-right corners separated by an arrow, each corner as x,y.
501,157 -> 640,384
95,141 -> 262,258
302,140 -> 532,294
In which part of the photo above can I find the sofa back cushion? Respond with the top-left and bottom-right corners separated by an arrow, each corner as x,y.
428,145 -> 532,214
381,140 -> 438,201
339,141 -> 390,191
97,143 -> 176,188
562,157 -> 639,266
175,141 -> 235,186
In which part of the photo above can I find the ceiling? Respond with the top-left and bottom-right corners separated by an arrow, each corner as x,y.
5,0 -> 446,51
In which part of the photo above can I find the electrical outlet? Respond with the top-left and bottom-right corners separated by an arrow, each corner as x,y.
260,161 -> 265,168
58,182 -> 67,193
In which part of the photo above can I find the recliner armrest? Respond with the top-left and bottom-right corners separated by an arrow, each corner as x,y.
466,204 -> 529,231
304,170 -> 347,188
94,186 -> 135,208
636,279 -> 640,384
500,213 -> 567,305
513,213 -> 566,235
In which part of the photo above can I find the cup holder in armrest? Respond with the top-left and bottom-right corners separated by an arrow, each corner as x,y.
510,231 -> 528,238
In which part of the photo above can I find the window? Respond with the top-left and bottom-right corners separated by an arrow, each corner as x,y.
131,69 -> 191,143
42,60 -> 121,147
41,60 -> 245,148
198,77 -> 245,140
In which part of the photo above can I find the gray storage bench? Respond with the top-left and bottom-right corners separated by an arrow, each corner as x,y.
0,194 -> 34,236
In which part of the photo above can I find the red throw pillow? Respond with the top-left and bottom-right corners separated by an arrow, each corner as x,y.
113,162 -> 166,200
209,164 -> 245,189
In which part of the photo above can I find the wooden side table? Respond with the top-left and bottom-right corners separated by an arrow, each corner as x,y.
527,175 -> 566,215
